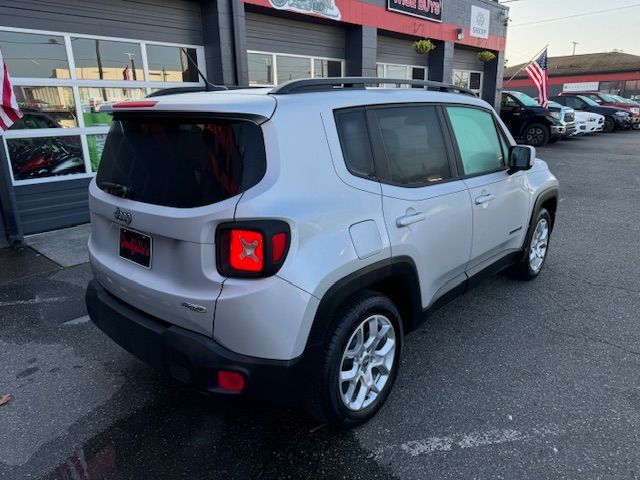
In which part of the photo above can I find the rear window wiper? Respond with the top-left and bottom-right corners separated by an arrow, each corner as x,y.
98,181 -> 133,199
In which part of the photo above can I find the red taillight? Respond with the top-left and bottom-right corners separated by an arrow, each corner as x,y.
216,221 -> 290,278
218,370 -> 245,392
229,229 -> 264,272
272,232 -> 287,262
112,100 -> 158,109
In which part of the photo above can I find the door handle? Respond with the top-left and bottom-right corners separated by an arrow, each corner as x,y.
474,193 -> 496,205
396,212 -> 426,227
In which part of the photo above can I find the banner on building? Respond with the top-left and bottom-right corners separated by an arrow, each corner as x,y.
387,0 -> 443,23
269,0 -> 341,20
470,5 -> 490,39
563,82 -> 599,93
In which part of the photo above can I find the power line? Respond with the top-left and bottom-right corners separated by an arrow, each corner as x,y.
511,3 -> 640,27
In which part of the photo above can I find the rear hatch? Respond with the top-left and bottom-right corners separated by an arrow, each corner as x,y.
88,92 -> 275,336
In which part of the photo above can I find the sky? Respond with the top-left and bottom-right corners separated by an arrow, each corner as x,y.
503,0 -> 640,67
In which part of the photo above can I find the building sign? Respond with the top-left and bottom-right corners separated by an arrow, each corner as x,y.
470,6 -> 490,39
387,0 -> 443,23
268,0 -> 341,20
563,82 -> 600,92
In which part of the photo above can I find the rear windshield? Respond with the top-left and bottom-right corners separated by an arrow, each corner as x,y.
96,116 -> 266,208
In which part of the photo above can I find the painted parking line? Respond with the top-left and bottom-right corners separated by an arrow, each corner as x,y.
62,315 -> 90,326
373,424 -> 564,459
0,296 -> 67,307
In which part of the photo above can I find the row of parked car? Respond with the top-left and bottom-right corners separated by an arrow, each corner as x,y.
500,90 -> 640,147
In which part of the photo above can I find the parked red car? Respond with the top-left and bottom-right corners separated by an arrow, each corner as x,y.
561,91 -> 640,127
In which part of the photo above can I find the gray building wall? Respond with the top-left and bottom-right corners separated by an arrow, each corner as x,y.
377,34 -> 429,68
245,11 -> 346,59
0,0 -> 203,45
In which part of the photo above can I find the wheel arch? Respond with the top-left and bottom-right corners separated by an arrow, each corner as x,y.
304,257 -> 422,350
530,187 -> 559,232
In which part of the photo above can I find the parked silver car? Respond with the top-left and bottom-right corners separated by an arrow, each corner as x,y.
86,78 -> 559,426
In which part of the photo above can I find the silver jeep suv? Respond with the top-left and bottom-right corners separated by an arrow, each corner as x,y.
86,78 -> 559,427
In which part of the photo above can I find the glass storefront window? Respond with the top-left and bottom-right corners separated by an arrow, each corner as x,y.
453,70 -> 482,94
248,53 -> 274,85
277,55 -> 311,84
7,136 -> 85,181
11,86 -> 77,129
0,31 -> 69,78
147,45 -> 198,83
377,63 -> 426,88
87,134 -> 108,172
313,59 -> 342,77
72,38 -> 143,81
79,87 -> 146,127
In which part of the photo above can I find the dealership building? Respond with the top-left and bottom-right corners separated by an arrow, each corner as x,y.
504,52 -> 640,99
0,0 -> 508,246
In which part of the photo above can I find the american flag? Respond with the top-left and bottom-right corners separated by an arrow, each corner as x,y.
0,47 -> 22,132
524,49 -> 549,108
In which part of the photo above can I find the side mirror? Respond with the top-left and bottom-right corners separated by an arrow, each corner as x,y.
508,145 -> 535,173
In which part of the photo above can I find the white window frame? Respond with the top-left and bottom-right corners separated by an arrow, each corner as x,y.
376,63 -> 428,88
0,25 -> 206,186
452,69 -> 483,96
247,50 -> 344,87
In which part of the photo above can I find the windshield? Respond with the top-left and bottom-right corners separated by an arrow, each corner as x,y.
547,101 -> 563,108
578,95 -> 600,107
510,91 -> 540,107
598,93 -> 619,103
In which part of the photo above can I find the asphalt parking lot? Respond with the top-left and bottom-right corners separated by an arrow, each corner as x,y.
2,130 -> 640,479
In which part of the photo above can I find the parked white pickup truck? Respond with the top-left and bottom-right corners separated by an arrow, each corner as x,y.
573,111 -> 605,135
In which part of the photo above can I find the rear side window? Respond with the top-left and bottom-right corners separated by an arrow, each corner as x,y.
374,106 -> 451,186
96,116 -> 266,208
446,106 -> 505,176
334,109 -> 376,178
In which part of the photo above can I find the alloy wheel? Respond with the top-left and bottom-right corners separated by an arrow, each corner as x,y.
529,218 -> 549,272
338,314 -> 396,411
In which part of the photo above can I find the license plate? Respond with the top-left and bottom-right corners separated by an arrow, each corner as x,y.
119,227 -> 152,268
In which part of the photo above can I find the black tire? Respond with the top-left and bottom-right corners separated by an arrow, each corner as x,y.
509,208 -> 552,280
523,123 -> 550,147
304,291 -> 403,428
603,116 -> 616,133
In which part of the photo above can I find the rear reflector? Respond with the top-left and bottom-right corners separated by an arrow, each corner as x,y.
218,370 -> 245,392
272,232 -> 287,262
229,229 -> 264,272
112,100 -> 158,109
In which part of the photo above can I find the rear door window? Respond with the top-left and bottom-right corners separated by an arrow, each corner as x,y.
96,116 -> 266,208
334,108 -> 376,179
373,105 -> 452,186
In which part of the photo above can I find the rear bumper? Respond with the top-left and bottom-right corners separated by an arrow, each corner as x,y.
86,279 -> 312,401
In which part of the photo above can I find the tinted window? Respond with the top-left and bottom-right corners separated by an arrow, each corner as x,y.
375,106 -> 451,186
334,109 -> 375,178
248,53 -> 274,85
446,107 -> 505,176
11,86 -> 77,129
146,45 -> 199,83
97,117 -> 266,208
277,55 -> 311,83
0,31 -> 69,78
72,38 -> 143,81
313,59 -> 342,77
562,96 -> 584,109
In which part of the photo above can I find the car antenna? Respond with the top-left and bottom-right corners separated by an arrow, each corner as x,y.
180,47 -> 227,91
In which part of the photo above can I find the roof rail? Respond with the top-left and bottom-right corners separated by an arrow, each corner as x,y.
269,77 -> 476,96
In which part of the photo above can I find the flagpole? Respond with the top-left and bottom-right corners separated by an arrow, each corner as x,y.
504,44 -> 549,86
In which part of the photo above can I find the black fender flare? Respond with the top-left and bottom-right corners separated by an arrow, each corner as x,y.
304,256 -> 422,351
529,186 -> 559,232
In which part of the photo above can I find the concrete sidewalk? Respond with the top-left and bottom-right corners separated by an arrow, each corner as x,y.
0,223 -> 90,285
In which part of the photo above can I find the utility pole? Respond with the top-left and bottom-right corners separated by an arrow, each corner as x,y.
572,41 -> 579,56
